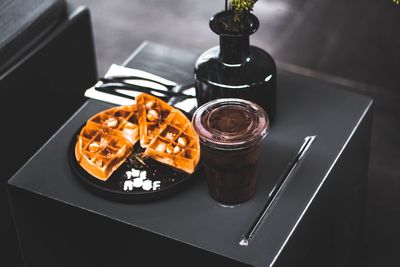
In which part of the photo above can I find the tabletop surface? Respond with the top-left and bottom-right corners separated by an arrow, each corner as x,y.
8,42 -> 372,266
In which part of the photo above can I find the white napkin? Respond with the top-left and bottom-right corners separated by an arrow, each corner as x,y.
84,64 -> 197,113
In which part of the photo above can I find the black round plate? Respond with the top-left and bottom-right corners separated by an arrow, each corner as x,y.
68,126 -> 196,202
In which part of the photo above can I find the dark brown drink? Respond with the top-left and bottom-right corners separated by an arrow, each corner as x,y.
192,98 -> 269,205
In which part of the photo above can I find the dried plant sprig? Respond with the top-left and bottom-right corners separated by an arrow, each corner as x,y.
229,0 -> 256,22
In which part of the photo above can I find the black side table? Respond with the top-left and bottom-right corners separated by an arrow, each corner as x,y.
7,42 -> 372,267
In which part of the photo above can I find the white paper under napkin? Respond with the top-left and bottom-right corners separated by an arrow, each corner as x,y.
84,64 -> 197,113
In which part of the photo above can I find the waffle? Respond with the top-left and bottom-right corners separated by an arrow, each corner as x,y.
144,106 -> 200,174
136,93 -> 174,148
75,105 -> 139,180
75,94 -> 200,180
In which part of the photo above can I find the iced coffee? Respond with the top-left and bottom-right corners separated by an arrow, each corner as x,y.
192,98 -> 269,205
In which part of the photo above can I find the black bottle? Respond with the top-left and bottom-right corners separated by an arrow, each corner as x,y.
194,10 -> 277,122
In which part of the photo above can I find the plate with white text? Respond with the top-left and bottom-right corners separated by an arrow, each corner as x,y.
68,129 -> 196,202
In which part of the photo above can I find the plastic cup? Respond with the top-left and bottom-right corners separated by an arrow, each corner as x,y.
192,98 -> 269,205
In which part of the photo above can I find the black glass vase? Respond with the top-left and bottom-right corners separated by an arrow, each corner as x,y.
194,10 -> 276,122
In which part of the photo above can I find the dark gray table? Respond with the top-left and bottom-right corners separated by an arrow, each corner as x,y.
7,42 -> 372,267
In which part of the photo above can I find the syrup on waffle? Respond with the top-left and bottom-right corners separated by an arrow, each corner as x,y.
75,105 -> 139,180
145,108 -> 200,174
136,93 -> 174,148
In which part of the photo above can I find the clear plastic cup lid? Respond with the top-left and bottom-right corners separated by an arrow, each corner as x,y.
192,98 -> 269,150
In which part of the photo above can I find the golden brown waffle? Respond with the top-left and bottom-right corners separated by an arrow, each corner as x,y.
136,93 -> 174,148
75,105 -> 139,180
75,94 -> 200,180
144,108 -> 200,174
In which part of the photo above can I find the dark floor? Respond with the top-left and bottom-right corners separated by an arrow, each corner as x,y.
69,0 -> 400,266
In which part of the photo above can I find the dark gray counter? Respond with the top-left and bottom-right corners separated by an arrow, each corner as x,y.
8,42 -> 372,267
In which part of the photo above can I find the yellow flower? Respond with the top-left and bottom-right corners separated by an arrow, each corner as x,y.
230,0 -> 256,22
